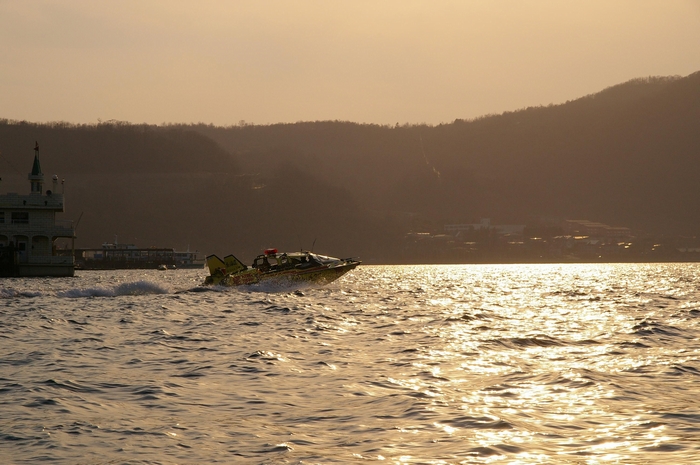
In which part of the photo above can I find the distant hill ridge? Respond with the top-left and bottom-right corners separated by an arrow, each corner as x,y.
0,71 -> 698,261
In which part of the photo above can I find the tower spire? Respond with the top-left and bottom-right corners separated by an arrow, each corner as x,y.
29,141 -> 44,194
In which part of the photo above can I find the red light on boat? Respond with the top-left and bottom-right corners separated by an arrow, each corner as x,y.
264,248 -> 278,255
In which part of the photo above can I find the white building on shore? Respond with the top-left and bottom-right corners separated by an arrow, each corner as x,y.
0,143 -> 75,277
445,218 -> 525,236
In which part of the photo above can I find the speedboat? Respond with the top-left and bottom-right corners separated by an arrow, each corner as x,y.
203,248 -> 360,286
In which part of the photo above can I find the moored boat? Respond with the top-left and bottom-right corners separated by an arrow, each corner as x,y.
204,248 -> 360,286
74,241 -> 204,270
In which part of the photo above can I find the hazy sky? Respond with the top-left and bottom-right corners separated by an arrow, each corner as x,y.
1,0 -> 699,126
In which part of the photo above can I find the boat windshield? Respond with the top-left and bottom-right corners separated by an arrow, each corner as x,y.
252,252 -> 341,268
308,253 -> 339,265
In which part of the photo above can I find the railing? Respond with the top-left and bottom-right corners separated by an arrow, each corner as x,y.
0,223 -> 74,236
55,220 -> 75,229
0,193 -> 64,208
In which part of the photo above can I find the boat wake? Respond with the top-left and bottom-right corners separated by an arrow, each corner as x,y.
0,288 -> 43,299
178,279 -> 317,294
1,276 -> 326,300
0,280 -> 172,299
46,281 -> 171,299
236,277 -> 320,293
56,280 -> 172,298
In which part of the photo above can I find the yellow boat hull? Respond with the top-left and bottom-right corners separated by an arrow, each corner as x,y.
204,251 -> 360,287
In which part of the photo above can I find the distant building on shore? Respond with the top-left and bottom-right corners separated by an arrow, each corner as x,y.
0,143 -> 75,277
561,219 -> 632,240
445,218 -> 525,236
74,239 -> 205,270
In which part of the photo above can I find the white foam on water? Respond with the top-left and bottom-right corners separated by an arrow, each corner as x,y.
56,280 -> 171,298
0,288 -> 44,299
237,278 -> 317,294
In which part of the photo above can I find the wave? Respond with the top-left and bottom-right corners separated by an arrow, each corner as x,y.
0,288 -> 44,298
630,318 -> 683,337
56,280 -> 171,298
1,280 -> 171,299
176,279 -> 317,295
484,334 -> 598,349
237,279 -> 317,294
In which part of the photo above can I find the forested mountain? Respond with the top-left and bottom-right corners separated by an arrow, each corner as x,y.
190,72 -> 700,234
1,71 -> 698,263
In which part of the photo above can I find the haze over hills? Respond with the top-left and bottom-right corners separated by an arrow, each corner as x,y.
1,71 -> 699,263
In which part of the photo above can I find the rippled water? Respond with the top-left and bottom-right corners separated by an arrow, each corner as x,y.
2,264 -> 700,464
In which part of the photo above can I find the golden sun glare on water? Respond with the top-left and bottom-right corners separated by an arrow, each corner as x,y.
358,264 -> 684,462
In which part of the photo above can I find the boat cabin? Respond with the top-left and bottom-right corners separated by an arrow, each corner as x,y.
251,250 -> 322,272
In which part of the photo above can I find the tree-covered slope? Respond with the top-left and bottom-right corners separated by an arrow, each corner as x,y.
1,71 -> 698,262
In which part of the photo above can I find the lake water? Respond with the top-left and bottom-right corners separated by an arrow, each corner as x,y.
1,263 -> 700,464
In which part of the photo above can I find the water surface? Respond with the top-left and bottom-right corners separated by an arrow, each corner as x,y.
1,264 -> 700,463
